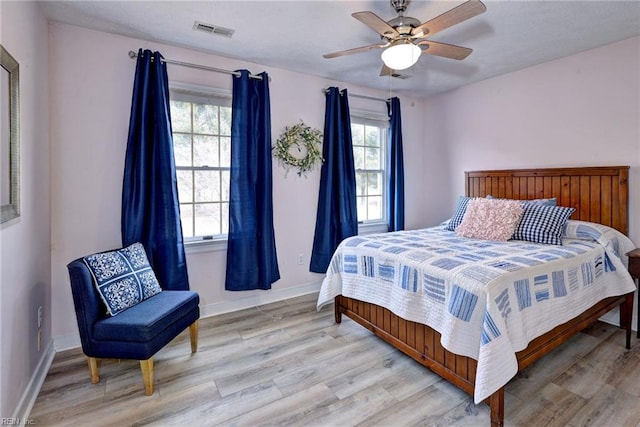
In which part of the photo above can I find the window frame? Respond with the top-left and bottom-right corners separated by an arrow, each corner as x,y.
169,82 -> 232,252
350,110 -> 390,235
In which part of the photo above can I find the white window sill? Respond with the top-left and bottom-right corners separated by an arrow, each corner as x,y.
184,238 -> 227,254
358,221 -> 388,235
183,224 -> 389,255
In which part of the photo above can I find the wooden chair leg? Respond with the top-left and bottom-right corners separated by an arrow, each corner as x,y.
140,358 -> 154,396
87,357 -> 100,384
189,321 -> 199,353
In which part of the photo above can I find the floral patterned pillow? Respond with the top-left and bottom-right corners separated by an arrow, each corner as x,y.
456,198 -> 524,241
83,242 -> 162,316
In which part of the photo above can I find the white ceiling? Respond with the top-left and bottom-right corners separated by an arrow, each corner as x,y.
38,0 -> 640,98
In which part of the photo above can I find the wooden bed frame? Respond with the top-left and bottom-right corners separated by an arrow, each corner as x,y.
333,166 -> 633,427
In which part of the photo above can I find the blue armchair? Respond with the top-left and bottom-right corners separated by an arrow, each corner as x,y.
67,249 -> 200,396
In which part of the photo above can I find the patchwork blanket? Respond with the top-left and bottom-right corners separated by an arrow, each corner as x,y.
316,220 -> 636,403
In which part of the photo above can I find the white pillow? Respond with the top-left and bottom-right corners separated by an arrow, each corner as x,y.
456,198 -> 524,241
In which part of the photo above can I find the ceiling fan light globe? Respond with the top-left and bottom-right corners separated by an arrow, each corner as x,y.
381,43 -> 421,70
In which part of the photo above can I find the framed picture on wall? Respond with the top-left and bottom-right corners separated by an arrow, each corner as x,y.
1,44 -> 19,223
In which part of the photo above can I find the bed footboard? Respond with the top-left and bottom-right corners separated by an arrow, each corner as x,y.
334,292 -> 633,427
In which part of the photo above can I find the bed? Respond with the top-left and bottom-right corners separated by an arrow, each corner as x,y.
316,166 -> 636,427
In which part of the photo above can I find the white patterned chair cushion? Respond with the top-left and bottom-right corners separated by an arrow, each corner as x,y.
83,242 -> 162,316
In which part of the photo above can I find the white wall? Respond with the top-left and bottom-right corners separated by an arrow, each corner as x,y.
48,24 -> 640,350
0,1 -> 51,418
49,23 -> 438,347
424,36 -> 640,246
0,5 -> 635,417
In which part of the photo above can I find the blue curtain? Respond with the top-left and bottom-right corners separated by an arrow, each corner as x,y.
225,70 -> 280,291
122,49 -> 189,290
386,97 -> 405,232
310,88 -> 358,273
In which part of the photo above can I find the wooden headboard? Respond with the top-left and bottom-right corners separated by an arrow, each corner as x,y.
465,166 -> 630,235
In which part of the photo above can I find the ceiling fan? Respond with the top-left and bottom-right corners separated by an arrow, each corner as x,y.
323,0 -> 487,76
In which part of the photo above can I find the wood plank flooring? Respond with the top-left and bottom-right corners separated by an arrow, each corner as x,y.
30,293 -> 640,426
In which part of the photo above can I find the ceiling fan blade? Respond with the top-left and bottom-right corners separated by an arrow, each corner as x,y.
379,65 -> 408,79
411,0 -> 487,38
323,42 -> 388,59
352,11 -> 399,39
417,40 -> 473,60
380,64 -> 394,76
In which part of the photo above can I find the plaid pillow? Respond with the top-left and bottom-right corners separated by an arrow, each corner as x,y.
512,205 -> 575,245
486,195 -> 557,207
522,197 -> 557,207
445,196 -> 475,231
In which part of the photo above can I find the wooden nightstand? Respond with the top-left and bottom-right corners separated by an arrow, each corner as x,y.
627,248 -> 640,337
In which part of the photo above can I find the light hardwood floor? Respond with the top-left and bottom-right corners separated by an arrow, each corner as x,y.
31,293 -> 640,426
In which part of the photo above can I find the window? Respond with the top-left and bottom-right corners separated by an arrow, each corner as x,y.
351,115 -> 389,224
169,86 -> 232,242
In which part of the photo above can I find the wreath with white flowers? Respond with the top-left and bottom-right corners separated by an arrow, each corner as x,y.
273,121 -> 323,177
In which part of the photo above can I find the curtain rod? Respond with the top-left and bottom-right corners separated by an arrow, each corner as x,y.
128,50 -> 264,80
321,88 -> 388,103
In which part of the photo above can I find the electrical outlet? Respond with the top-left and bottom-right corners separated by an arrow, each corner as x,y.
37,306 -> 43,328
297,253 -> 304,265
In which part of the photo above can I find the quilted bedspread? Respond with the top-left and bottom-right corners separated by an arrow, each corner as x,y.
316,220 -> 637,403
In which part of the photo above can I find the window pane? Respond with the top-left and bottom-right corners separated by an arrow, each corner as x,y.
220,107 -> 232,135
194,203 -> 219,236
171,90 -> 231,240
173,133 -> 192,167
352,116 -> 388,224
367,172 -> 382,196
353,146 -> 365,170
367,196 -> 383,220
351,124 -> 364,146
170,101 -> 191,133
176,170 -> 193,203
366,147 -> 380,169
357,196 -> 367,221
211,171 -> 221,201
221,170 -> 230,201
179,204 -> 194,238
194,171 -> 216,202
220,136 -> 231,167
356,172 -> 367,196
193,104 -> 219,134
221,202 -> 229,234
193,135 -> 219,167
365,126 -> 380,147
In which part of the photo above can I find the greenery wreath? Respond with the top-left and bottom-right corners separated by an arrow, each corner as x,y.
273,121 -> 323,177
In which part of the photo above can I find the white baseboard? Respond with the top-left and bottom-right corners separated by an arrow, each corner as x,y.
13,340 -> 55,421
200,280 -> 322,318
54,281 -> 323,351
54,332 -> 81,352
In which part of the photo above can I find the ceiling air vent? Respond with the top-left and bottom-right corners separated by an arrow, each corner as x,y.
193,21 -> 234,38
